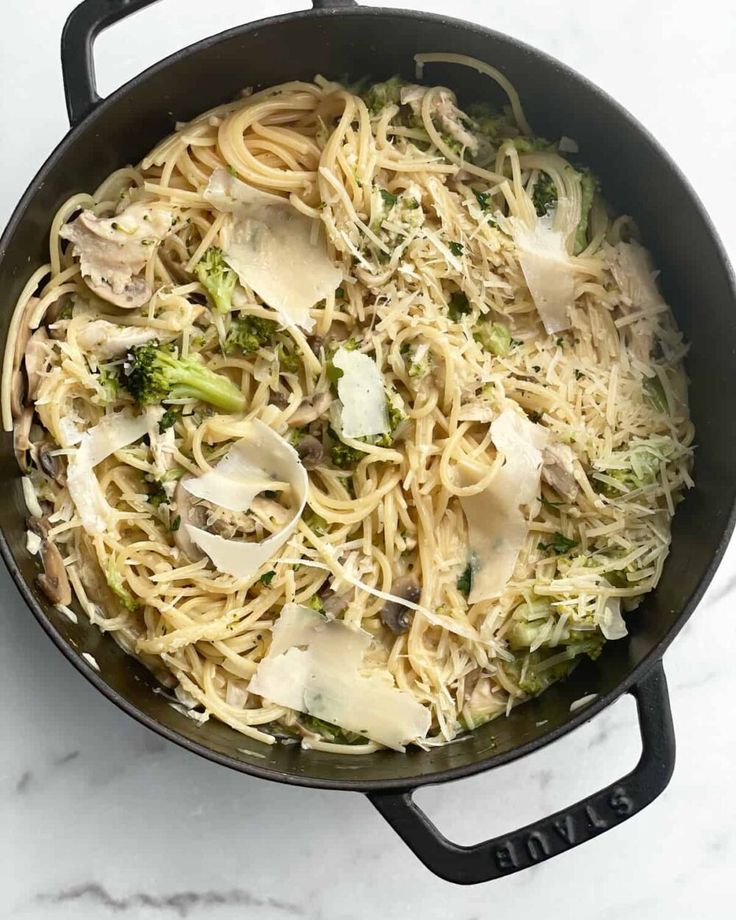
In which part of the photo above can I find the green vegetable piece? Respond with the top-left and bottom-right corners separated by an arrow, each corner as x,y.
532,173 -> 557,217
379,188 -> 398,208
644,377 -> 668,413
574,170 -> 599,254
448,241 -> 464,257
146,478 -> 169,509
97,368 -> 120,405
225,315 -> 278,355
474,321 -> 511,357
122,342 -> 246,414
300,715 -> 366,745
362,76 -> 405,115
194,247 -> 238,314
169,515 -> 181,532
278,344 -> 301,374
448,291 -> 471,322
330,440 -> 364,469
259,570 -> 276,586
306,594 -> 325,613
473,188 -> 492,211
105,558 -> 139,612
552,532 -> 577,555
304,510 -> 329,535
457,563 -> 472,597
158,407 -> 180,433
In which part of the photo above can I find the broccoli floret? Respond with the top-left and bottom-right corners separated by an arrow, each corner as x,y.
96,368 -> 120,405
278,344 -> 301,374
331,440 -> 364,469
575,170 -> 599,254
304,510 -> 329,535
467,103 -> 520,142
122,342 -> 245,414
474,321 -> 511,357
362,76 -> 405,115
105,558 -> 139,612
195,247 -> 238,314
533,173 -> 557,216
225,315 -> 278,355
299,715 -> 366,745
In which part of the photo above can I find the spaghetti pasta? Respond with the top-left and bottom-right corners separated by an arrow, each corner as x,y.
3,55 -> 693,752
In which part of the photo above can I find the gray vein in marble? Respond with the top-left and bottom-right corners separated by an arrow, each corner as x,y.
15,770 -> 32,794
703,572 -> 736,605
53,750 -> 80,766
34,883 -> 307,917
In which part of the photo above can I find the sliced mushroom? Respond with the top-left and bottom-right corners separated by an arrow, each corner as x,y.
13,407 -> 33,472
76,319 -> 159,359
25,327 -> 50,402
380,575 -> 420,634
37,442 -> 65,485
59,202 -> 174,309
295,434 -> 324,469
35,526 -> 72,607
172,479 -> 206,562
542,442 -> 578,501
287,391 -> 332,428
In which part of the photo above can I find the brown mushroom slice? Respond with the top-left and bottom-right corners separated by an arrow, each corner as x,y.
25,327 -> 50,402
286,390 -> 332,428
37,442 -> 65,485
13,407 -> 33,472
294,434 -> 324,469
35,528 -> 72,607
59,203 -> 174,310
380,575 -> 421,634
542,442 -> 578,501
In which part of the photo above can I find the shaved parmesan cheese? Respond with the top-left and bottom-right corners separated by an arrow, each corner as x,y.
333,347 -> 389,438
599,596 -> 627,640
607,241 -> 662,309
250,605 -> 431,750
67,411 -> 150,534
513,216 -> 577,334
204,168 -> 341,331
460,408 -> 548,602
21,476 -> 43,518
183,419 -> 307,579
25,529 -> 42,555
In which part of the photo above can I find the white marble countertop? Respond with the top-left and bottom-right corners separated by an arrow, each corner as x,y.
1,1 -> 734,916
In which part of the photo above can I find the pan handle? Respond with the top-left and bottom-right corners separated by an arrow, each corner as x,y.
368,660 -> 675,884
60,0 -> 359,128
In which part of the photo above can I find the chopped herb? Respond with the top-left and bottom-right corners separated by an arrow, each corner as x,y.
259,570 -> 276,586
306,594 -> 325,614
58,302 -> 74,320
550,532 -> 578,555
158,407 -> 180,433
379,188 -> 398,208
169,514 -> 181,532
473,188 -> 492,211
105,558 -> 139,612
574,369 -> 584,380
556,337 -> 564,347
448,291 -> 471,322
527,410 -> 542,424
532,173 -> 557,216
335,287 -> 345,299
146,478 -> 169,508
457,563 -> 472,597
448,241 -> 464,257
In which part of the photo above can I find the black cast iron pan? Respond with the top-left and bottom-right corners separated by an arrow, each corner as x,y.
1,0 -> 734,884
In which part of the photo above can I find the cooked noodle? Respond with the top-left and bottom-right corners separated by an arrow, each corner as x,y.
3,55 -> 693,752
